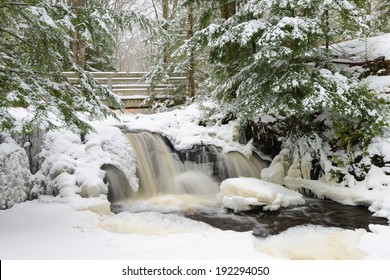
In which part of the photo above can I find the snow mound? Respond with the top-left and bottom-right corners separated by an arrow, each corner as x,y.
363,75 -> 390,93
258,225 -> 367,260
219,177 -> 304,212
0,133 -> 31,209
98,212 -> 216,236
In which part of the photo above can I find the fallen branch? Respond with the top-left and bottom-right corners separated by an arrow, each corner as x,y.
332,56 -> 387,67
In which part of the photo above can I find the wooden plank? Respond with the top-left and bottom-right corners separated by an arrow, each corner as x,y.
112,90 -> 169,96
111,84 -> 175,88
64,71 -> 185,80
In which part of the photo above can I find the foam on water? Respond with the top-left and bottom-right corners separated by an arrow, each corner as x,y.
98,211 -> 217,236
118,194 -> 221,213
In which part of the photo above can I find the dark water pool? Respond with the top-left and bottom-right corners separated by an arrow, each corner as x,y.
184,196 -> 389,237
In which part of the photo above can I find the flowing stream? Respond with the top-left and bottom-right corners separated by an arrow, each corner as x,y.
108,131 -> 388,236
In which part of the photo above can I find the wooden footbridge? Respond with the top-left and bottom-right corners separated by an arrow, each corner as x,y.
64,72 -> 187,109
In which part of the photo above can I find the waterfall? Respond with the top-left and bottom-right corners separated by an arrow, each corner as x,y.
108,132 -> 389,235
121,132 -> 267,200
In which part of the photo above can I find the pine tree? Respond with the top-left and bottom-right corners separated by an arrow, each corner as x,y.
68,0 -> 156,71
0,0 -> 139,133
191,0 -> 387,149
144,0 -> 220,101
376,0 -> 390,31
69,0 -> 118,71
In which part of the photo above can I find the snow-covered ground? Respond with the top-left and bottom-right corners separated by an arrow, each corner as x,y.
1,34 -> 390,261
331,33 -> 390,94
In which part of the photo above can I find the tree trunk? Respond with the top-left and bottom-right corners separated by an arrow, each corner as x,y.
323,9 -> 329,52
70,0 -> 86,69
219,1 -> 236,20
187,4 -> 195,98
162,0 -> 169,64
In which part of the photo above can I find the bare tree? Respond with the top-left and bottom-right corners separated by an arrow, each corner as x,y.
110,0 -> 158,71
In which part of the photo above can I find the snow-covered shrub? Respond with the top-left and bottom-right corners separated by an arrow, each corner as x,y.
0,133 -> 31,209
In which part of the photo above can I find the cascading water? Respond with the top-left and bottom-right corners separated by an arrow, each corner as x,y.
111,131 -> 266,212
125,132 -> 267,198
108,131 -> 388,235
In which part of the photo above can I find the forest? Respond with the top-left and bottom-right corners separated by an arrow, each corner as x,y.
1,0 -> 390,261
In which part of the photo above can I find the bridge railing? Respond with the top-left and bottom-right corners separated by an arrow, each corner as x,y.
63,71 -> 186,95
63,72 -> 187,108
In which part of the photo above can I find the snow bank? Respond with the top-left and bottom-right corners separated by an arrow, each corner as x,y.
359,224 -> 390,259
0,133 -> 31,209
219,177 -> 304,212
258,225 -> 367,260
257,132 -> 390,221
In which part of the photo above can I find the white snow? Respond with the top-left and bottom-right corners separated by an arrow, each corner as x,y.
331,33 -> 390,61
98,211 -> 216,235
1,198 -> 390,260
363,75 -> 390,93
359,224 -> 390,259
219,177 -> 304,211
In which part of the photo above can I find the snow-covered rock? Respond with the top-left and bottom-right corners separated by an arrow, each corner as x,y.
120,103 -> 256,156
29,125 -> 138,212
0,133 -> 31,209
219,177 -> 304,212
261,149 -> 290,185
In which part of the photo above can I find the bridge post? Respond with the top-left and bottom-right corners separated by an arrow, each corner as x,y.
107,74 -> 112,91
